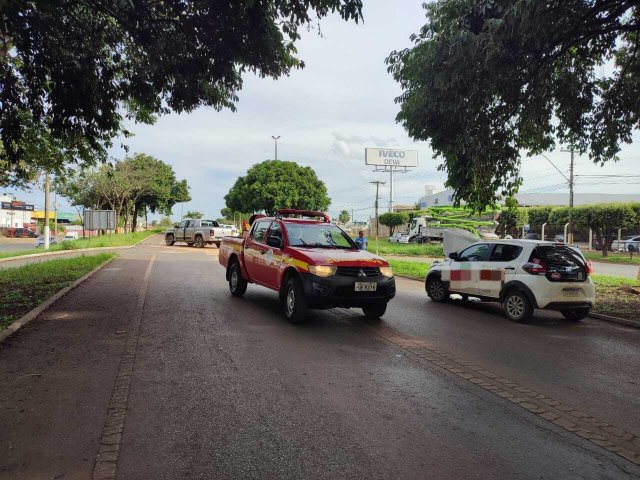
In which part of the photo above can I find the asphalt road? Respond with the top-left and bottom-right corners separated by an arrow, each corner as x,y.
1,239 -> 639,479
0,237 -> 37,252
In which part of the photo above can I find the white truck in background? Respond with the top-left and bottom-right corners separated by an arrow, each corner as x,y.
408,216 -> 449,243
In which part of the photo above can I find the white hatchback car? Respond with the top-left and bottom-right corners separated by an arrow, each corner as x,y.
389,232 -> 410,243
425,240 -> 595,323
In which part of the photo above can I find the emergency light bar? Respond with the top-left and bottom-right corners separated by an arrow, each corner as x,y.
276,209 -> 331,223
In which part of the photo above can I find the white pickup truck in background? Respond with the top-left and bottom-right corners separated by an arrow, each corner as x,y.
165,219 -> 237,248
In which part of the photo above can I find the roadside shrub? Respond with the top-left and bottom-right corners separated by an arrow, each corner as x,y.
60,240 -> 81,250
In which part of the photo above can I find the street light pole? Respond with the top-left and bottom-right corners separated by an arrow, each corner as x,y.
271,135 -> 281,160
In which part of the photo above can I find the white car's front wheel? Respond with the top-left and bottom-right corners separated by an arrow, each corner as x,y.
426,277 -> 449,302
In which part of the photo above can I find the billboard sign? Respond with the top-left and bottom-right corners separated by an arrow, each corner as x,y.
365,147 -> 418,167
85,209 -> 116,231
1,201 -> 35,211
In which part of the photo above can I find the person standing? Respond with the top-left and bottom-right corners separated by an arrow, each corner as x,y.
354,230 -> 367,250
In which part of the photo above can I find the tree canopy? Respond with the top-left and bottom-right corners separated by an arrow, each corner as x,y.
224,160 -> 330,215
378,212 -> 408,236
57,154 -> 190,231
387,0 -> 640,211
338,210 -> 350,224
184,211 -> 204,220
0,1 -> 362,184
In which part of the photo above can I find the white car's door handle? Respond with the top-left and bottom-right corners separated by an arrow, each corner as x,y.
504,266 -> 515,270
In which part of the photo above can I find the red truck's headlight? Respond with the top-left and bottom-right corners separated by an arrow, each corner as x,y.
379,266 -> 393,278
308,265 -> 337,277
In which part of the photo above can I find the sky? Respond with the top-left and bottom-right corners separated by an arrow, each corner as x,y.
6,0 -> 640,221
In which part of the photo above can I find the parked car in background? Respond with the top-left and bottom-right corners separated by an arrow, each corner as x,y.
612,235 -> 640,252
425,239 -> 595,323
165,219 -> 235,248
389,232 -> 410,243
35,235 -> 58,247
554,234 -> 565,242
63,231 -> 79,241
6,228 -> 38,238
524,233 -> 541,240
220,224 -> 240,237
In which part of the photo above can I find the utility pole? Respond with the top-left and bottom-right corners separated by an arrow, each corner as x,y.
54,190 -> 58,238
272,135 -> 281,160
389,170 -> 394,212
351,209 -> 354,228
44,173 -> 50,250
561,146 -> 575,243
370,181 -> 385,238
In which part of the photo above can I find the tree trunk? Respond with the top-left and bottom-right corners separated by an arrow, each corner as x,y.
132,203 -> 140,232
601,233 -> 611,257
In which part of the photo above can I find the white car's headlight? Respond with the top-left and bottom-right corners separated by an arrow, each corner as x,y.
379,266 -> 393,278
308,265 -> 337,277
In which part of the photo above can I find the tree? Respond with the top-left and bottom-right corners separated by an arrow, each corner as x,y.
184,211 -> 204,219
378,212 -> 408,236
496,197 -> 527,238
527,207 -> 553,229
338,210 -> 350,224
58,154 -> 190,232
387,0 -> 640,210
0,1 -> 362,183
124,153 -> 191,231
573,204 -> 637,256
224,160 -> 330,215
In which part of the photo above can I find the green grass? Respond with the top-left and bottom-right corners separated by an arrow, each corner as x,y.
591,275 -> 640,322
388,258 -> 640,322
388,258 -> 430,280
0,230 -> 158,260
584,251 -> 640,265
0,253 -> 116,331
368,239 -> 444,258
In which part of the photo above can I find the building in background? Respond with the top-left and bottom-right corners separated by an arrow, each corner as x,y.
0,194 -> 34,229
417,188 -> 640,209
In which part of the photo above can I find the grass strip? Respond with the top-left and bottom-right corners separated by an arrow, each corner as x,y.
0,230 -> 158,260
584,251 -> 640,266
0,253 -> 116,331
368,238 -> 444,258
591,275 -> 640,322
389,258 -> 640,322
388,258 -> 430,280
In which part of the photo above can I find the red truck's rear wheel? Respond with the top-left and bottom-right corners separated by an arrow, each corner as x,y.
283,277 -> 308,324
229,262 -> 247,297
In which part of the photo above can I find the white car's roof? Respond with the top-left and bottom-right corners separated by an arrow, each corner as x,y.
472,239 -> 573,247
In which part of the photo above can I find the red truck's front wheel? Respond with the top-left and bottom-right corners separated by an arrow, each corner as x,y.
283,277 -> 308,324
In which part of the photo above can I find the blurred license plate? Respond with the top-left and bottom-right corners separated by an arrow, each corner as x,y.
355,282 -> 377,292
563,289 -> 580,297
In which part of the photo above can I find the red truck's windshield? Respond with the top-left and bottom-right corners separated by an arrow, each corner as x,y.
285,223 -> 357,249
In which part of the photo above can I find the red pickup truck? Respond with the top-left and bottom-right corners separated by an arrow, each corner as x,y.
219,209 -> 396,323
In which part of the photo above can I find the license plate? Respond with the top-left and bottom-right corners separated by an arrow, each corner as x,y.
355,282 -> 377,292
563,289 -> 580,297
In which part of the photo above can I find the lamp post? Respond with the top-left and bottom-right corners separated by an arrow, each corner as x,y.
271,135 -> 281,160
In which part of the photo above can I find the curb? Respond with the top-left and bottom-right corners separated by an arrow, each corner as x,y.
589,312 -> 640,329
0,233 -> 160,265
0,255 -> 117,344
